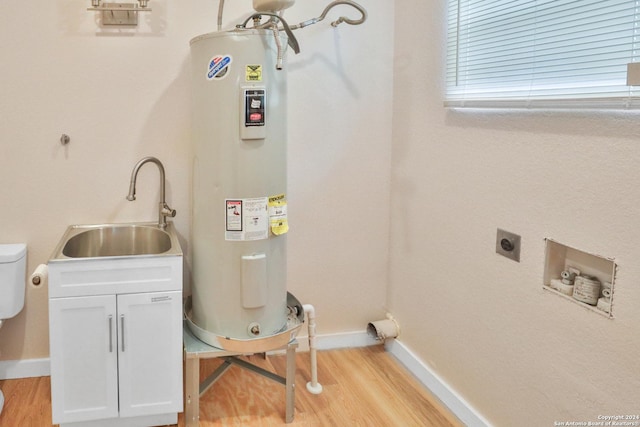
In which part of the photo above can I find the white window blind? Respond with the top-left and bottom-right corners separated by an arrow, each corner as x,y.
446,0 -> 640,108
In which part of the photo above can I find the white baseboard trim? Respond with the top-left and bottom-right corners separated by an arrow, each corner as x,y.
386,340 -> 492,427
0,357 -> 50,380
269,330 -> 379,354
314,330 -> 380,351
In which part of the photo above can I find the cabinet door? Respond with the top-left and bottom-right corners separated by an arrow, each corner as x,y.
117,291 -> 183,418
49,295 -> 119,424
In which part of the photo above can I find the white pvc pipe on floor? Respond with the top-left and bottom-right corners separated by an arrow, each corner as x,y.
302,304 -> 323,394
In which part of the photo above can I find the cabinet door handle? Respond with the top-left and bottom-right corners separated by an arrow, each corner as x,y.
108,315 -> 113,353
120,314 -> 125,352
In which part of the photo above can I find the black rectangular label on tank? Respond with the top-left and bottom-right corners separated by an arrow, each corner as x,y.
244,89 -> 266,127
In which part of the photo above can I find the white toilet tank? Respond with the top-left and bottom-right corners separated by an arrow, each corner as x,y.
0,244 -> 27,320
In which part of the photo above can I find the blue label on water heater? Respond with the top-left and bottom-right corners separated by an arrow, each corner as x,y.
207,55 -> 232,80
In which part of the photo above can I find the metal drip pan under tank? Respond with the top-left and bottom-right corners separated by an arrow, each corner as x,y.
185,292 -> 304,353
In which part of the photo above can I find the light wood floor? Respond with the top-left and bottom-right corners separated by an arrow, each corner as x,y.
0,346 -> 461,427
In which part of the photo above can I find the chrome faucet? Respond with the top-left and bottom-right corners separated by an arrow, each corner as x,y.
126,156 -> 176,229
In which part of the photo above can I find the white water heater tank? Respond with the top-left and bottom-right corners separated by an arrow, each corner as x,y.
189,29 -> 289,350
253,0 -> 295,12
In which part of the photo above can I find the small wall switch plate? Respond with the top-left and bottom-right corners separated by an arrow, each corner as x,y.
496,229 -> 521,262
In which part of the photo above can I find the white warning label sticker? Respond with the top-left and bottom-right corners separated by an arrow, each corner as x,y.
225,197 -> 269,241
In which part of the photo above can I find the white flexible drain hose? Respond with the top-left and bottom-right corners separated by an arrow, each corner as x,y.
271,21 -> 284,70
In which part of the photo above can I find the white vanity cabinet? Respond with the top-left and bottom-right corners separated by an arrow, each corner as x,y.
48,255 -> 183,427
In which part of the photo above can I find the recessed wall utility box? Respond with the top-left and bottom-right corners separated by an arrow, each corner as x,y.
543,239 -> 617,318
102,3 -> 138,25
87,2 -> 153,26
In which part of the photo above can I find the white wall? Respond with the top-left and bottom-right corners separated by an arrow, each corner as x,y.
0,0 -> 392,362
391,1 -> 640,425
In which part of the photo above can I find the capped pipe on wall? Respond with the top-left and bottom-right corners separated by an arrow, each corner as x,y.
367,314 -> 400,341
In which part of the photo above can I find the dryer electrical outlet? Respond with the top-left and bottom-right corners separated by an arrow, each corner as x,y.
496,228 -> 521,262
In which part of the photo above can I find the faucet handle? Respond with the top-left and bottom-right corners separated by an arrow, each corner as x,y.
162,203 -> 176,218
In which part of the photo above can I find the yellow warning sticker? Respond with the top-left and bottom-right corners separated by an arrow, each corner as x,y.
268,194 -> 289,235
246,65 -> 263,82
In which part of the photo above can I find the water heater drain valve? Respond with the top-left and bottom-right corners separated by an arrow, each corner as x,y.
248,322 -> 261,336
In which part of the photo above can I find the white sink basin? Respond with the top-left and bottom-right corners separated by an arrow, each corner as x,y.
48,222 -> 182,298
51,223 -> 180,259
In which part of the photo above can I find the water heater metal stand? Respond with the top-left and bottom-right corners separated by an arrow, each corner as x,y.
183,323 -> 298,425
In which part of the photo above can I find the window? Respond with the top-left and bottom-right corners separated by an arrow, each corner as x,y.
446,0 -> 640,108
